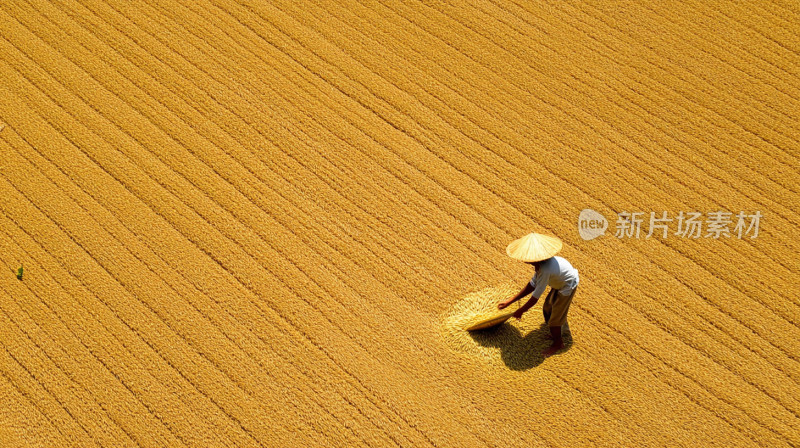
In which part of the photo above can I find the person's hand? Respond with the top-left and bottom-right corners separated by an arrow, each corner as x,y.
513,308 -> 525,320
498,300 -> 510,310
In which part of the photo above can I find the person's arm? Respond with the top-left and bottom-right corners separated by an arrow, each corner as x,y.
498,282 -> 534,309
513,294 -> 540,319
510,274 -> 549,318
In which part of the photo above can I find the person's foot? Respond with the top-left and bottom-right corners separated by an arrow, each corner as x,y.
542,341 -> 564,357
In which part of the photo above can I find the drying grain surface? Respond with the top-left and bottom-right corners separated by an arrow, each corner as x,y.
0,0 -> 798,446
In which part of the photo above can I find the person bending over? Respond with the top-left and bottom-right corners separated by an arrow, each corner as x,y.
498,233 -> 579,357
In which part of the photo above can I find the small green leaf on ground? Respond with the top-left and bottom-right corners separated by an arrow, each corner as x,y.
16,265 -> 23,281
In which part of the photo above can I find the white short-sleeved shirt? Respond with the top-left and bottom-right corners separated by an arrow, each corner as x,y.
529,256 -> 579,299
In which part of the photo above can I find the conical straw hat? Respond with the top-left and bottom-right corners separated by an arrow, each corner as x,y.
506,233 -> 563,262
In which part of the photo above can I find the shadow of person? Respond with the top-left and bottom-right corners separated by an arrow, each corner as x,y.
469,321 -> 574,371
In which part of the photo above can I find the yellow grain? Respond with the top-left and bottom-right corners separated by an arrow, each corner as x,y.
0,0 -> 797,446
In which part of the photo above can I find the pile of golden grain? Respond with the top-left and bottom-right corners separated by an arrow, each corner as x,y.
439,283 -> 539,365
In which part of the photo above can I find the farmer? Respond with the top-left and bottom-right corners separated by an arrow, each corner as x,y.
497,232 -> 579,356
